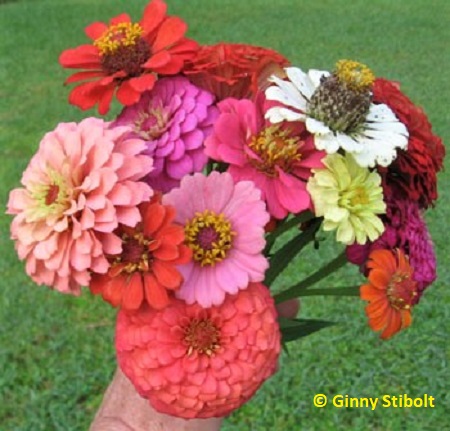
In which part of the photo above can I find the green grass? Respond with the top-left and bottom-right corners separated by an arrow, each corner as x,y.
1,0 -> 449,430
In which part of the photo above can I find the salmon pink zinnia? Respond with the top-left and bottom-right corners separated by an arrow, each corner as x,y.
90,196 -> 192,310
163,172 -> 270,307
59,0 -> 198,114
116,282 -> 281,418
6,118 -> 153,294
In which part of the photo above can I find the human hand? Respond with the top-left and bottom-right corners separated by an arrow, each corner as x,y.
90,299 -> 300,431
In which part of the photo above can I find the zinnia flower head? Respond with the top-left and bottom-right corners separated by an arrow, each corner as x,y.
59,0 -> 199,114
90,195 -> 192,310
373,78 -> 446,209
7,118 -> 153,294
183,42 -> 289,100
205,97 -> 325,219
113,76 -> 219,193
346,196 -> 436,302
265,61 -> 409,168
361,248 -> 418,339
116,282 -> 281,418
307,153 -> 386,245
163,172 -> 269,307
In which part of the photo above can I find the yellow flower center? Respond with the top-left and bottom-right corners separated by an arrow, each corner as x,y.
30,169 -> 71,221
94,22 -> 143,56
248,125 -> 301,177
335,59 -> 375,92
184,318 -> 221,357
184,210 -> 235,267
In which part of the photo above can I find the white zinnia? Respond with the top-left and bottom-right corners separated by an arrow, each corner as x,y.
265,66 -> 409,168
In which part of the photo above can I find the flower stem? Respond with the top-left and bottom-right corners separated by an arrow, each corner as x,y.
274,251 -> 348,303
264,217 -> 322,286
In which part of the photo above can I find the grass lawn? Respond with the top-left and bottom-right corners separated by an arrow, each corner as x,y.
1,0 -> 449,430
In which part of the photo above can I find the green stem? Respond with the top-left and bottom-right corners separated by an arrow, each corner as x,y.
264,218 -> 322,286
264,211 -> 314,255
295,286 -> 360,297
274,251 -> 348,303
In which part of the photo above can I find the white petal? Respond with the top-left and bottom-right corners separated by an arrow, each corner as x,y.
313,133 -> 340,153
285,67 -> 317,100
306,117 -> 331,135
266,75 -> 307,110
308,69 -> 330,88
265,106 -> 306,123
336,132 -> 362,153
366,103 -> 397,122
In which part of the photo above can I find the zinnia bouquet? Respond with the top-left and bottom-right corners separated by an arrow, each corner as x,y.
6,0 -> 445,420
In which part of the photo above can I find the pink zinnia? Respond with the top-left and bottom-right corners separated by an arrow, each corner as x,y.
7,118 -> 153,294
113,76 -> 218,192
163,171 -> 269,307
116,282 -> 281,419
205,97 -> 325,219
347,197 -> 436,302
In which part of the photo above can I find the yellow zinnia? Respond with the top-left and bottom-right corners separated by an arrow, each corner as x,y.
307,153 -> 386,245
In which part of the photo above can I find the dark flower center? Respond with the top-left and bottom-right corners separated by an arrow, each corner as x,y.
387,272 -> 418,310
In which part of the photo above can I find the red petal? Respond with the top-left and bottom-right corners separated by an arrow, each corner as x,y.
89,274 -> 109,295
116,80 -> 141,106
143,50 -> 171,70
97,84 -> 116,115
85,22 -> 108,40
143,273 -> 170,309
129,74 -> 157,93
103,277 -> 126,307
172,245 -> 192,265
65,71 -> 104,84
152,17 -> 187,52
122,273 -> 144,310
140,0 -> 167,36
168,39 -> 199,56
68,81 -> 102,110
152,260 -> 182,289
59,45 -> 100,69
151,56 -> 183,75
110,13 -> 131,26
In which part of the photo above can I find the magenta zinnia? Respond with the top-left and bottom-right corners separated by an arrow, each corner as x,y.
205,97 -> 324,219
113,76 -> 218,193
163,172 -> 269,307
6,118 -> 153,294
116,282 -> 281,418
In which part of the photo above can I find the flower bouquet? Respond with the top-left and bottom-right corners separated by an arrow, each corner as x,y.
6,0 -> 445,420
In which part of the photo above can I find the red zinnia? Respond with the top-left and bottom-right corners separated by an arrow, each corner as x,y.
360,249 -> 418,339
373,78 -> 445,209
90,196 -> 192,310
59,0 -> 198,114
183,42 -> 289,100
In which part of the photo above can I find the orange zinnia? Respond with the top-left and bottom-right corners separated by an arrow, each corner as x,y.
90,196 -> 192,310
59,0 -> 198,114
360,249 -> 418,339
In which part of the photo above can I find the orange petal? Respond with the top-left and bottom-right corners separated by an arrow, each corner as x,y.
144,273 -> 170,309
368,269 -> 391,290
172,244 -> 192,265
366,298 -> 389,319
103,276 -> 126,307
367,249 -> 396,274
401,309 -> 412,329
157,225 -> 185,245
381,309 -> 402,339
121,273 -> 144,310
143,202 -> 166,236
152,260 -> 182,289
153,242 -> 179,261
360,284 -> 384,301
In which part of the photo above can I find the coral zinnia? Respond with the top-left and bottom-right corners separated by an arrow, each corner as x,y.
59,0 -> 198,114
163,172 -> 269,307
90,196 -> 192,310
116,282 -> 281,418
373,78 -> 445,209
183,42 -> 289,100
113,76 -> 218,193
205,97 -> 325,219
265,61 -> 409,168
6,118 -> 153,294
361,249 -> 418,339
307,153 -> 386,245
